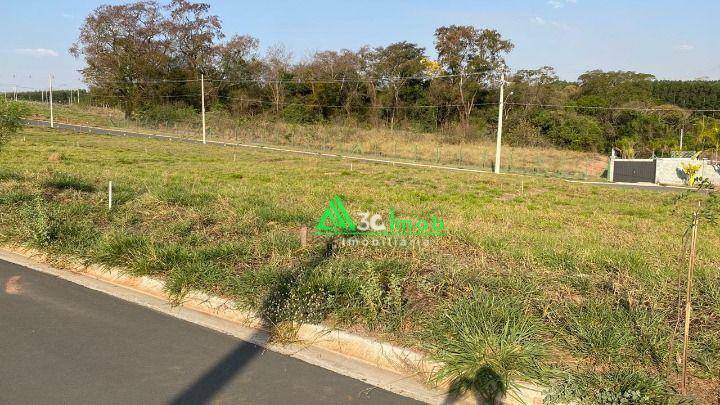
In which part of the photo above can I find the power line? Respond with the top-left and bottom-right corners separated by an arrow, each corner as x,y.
9,75 -> 720,113
505,102 -> 720,113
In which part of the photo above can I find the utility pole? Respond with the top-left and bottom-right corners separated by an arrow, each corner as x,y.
680,128 -> 684,151
78,89 -> 81,105
14,85 -> 17,101
49,74 -> 54,128
494,73 -> 506,174
201,74 -> 207,144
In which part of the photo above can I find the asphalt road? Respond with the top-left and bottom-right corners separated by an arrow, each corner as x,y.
0,259 -> 420,405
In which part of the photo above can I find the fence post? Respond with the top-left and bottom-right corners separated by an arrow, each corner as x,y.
300,226 -> 308,247
108,181 -> 113,210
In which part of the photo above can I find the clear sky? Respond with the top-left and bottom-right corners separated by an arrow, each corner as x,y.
1,0 -> 718,92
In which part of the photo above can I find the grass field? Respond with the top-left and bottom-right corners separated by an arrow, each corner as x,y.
1,126 -> 718,403
21,101 -> 609,180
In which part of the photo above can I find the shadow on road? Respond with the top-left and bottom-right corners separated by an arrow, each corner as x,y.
167,333 -> 266,405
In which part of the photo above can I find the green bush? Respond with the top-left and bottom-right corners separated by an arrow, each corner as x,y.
282,103 -> 321,124
533,110 -> 604,151
0,99 -> 27,149
136,103 -> 197,125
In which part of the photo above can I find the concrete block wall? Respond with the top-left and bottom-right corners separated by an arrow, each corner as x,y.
654,158 -> 720,186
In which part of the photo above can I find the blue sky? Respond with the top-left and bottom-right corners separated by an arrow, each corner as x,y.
1,0 -> 718,91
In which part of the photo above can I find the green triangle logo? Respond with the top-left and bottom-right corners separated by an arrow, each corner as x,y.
315,196 -> 356,234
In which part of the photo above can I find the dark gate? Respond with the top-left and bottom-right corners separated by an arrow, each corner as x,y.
613,159 -> 656,183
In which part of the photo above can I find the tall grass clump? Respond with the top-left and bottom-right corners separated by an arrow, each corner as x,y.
0,168 -> 22,181
21,198 -> 59,247
421,293 -> 545,402
42,172 -> 96,192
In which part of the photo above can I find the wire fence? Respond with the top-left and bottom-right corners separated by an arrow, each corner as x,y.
13,72 -> 718,181
16,98 -> 610,181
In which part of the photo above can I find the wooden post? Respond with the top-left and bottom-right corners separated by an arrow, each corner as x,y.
300,226 -> 308,247
681,207 -> 700,394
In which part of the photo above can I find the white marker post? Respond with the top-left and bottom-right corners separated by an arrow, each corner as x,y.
49,74 -> 54,128
494,73 -> 506,174
108,181 -> 113,210
201,74 -> 207,144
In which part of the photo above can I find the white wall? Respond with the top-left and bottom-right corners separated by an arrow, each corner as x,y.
655,158 -> 720,186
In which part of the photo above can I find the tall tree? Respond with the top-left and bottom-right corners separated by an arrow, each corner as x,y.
263,44 -> 292,115
374,42 -> 426,129
434,25 -> 514,130
70,1 -> 168,118
215,35 -> 262,113
164,0 -> 223,75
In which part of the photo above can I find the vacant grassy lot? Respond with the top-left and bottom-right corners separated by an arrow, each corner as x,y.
23,101 -> 608,180
1,127 -> 718,403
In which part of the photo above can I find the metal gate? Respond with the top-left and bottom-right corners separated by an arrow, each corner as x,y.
613,159 -> 656,183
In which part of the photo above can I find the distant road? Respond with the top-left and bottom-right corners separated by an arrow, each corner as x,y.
25,119 -> 692,193
0,258 -> 419,405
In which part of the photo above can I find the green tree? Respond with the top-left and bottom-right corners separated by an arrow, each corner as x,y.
374,42 -> 426,129
70,1 -> 169,119
434,25 -> 514,131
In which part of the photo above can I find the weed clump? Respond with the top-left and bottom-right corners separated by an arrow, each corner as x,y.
43,172 -> 95,192
21,198 -> 59,247
421,293 -> 545,402
546,369 -> 678,404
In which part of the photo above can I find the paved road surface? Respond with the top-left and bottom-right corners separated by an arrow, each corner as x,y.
0,259 -> 420,405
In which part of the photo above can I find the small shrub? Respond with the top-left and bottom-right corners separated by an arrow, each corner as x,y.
43,172 -> 96,192
680,162 -> 702,186
0,99 -> 27,149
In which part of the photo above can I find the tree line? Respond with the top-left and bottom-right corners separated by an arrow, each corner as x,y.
67,0 -> 720,157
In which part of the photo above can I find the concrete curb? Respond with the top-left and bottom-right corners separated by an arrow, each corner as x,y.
0,245 -> 547,404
